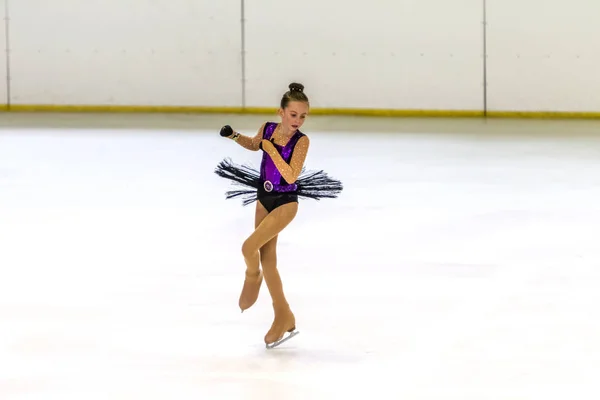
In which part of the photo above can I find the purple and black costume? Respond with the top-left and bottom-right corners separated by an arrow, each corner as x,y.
260,122 -> 304,193
215,122 -> 343,209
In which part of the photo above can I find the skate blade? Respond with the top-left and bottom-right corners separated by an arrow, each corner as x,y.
265,330 -> 299,349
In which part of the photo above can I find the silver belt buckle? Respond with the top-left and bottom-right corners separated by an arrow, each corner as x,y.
263,180 -> 273,192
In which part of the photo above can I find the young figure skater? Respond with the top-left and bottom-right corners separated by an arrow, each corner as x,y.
215,82 -> 343,348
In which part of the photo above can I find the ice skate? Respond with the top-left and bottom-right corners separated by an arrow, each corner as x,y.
264,305 -> 298,349
239,269 -> 263,312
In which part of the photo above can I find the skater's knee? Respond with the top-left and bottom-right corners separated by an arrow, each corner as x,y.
241,239 -> 257,259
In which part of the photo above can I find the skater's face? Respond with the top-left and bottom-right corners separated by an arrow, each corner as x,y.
279,101 -> 309,133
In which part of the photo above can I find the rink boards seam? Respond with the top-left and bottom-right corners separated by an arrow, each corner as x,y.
1,104 -> 600,119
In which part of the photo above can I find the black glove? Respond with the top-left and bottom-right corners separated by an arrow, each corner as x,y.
259,139 -> 274,151
220,125 -> 233,137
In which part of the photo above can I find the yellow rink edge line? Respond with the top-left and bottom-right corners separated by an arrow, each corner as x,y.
1,104 -> 600,119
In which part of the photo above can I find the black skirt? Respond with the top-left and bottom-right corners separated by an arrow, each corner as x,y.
214,158 -> 344,206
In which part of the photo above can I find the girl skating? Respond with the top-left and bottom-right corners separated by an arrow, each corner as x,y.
215,83 -> 343,348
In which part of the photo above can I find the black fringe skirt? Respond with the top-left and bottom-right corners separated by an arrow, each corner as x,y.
214,158 -> 343,206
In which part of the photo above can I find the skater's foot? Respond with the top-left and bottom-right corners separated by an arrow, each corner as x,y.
264,304 -> 296,345
239,269 -> 263,312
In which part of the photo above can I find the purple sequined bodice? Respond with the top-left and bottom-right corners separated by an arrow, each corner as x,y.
260,122 -> 304,193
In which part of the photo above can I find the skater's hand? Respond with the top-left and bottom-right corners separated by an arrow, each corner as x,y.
259,139 -> 275,153
220,125 -> 234,138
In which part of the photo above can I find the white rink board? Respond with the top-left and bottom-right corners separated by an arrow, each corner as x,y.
5,1 -> 600,113
0,0 -> 7,106
7,0 -> 242,107
486,1 -> 600,112
244,0 -> 484,110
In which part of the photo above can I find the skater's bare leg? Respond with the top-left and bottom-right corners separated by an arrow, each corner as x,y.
238,201 -> 297,311
242,202 -> 297,264
261,232 -> 297,345
260,234 -> 287,307
238,201 -> 269,311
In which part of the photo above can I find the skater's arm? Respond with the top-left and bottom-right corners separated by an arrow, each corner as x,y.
261,136 -> 310,184
224,123 -> 264,151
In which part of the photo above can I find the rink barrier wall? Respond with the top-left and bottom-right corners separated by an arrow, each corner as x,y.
2,1 -> 600,120
3,104 -> 600,120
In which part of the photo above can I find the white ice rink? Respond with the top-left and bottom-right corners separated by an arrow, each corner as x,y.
1,114 -> 600,399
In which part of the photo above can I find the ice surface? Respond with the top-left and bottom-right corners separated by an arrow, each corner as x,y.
1,124 -> 600,399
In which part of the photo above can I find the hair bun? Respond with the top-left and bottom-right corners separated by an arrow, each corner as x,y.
288,82 -> 304,93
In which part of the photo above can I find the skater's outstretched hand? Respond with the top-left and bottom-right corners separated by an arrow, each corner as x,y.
222,122 -> 265,152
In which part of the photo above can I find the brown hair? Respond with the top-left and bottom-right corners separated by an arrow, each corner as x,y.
280,82 -> 309,109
